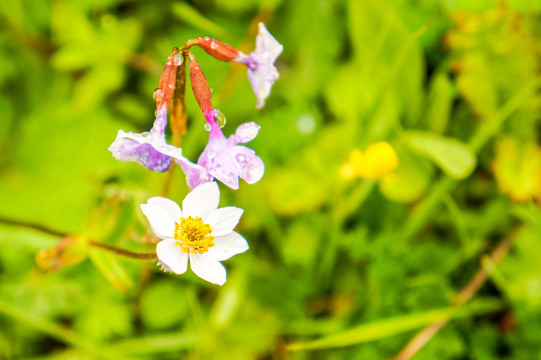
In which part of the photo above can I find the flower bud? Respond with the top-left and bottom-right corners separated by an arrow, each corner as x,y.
155,48 -> 180,110
185,36 -> 241,62
188,52 -> 213,117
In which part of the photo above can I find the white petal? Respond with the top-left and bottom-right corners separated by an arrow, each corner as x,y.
182,181 -> 220,218
155,142 -> 184,159
209,232 -> 249,261
140,203 -> 175,239
233,146 -> 264,184
147,197 -> 182,221
256,23 -> 283,60
230,122 -> 261,144
115,130 -> 149,144
206,207 -> 244,237
189,253 -> 226,285
156,239 -> 189,274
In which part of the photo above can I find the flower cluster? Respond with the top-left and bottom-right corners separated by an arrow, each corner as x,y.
108,24 -> 282,285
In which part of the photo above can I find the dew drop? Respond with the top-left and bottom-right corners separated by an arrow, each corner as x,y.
215,111 -> 227,128
153,88 -> 164,102
210,40 -> 217,49
173,53 -> 183,66
236,154 -> 247,164
168,83 -> 175,89
207,151 -> 216,159
203,123 -> 211,131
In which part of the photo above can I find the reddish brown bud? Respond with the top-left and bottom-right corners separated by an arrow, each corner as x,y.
155,48 -> 181,110
188,52 -> 213,115
184,37 -> 241,62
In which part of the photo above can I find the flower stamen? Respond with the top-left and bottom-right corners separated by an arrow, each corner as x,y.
174,216 -> 215,254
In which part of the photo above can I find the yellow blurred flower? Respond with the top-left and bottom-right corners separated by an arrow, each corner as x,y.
341,142 -> 398,180
492,137 -> 541,202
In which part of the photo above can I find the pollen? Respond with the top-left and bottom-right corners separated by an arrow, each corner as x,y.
174,216 -> 215,254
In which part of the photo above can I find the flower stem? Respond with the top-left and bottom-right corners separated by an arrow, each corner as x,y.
162,51 -> 188,197
0,216 -> 156,260
0,215 -> 67,237
88,241 -> 157,260
171,52 -> 188,146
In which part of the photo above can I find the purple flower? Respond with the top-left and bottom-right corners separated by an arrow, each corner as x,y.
235,23 -> 283,109
109,104 -> 264,191
108,105 -> 172,172
156,143 -> 214,190
180,110 -> 264,190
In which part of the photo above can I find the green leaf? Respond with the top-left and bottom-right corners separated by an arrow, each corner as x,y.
379,149 -> 431,203
264,168 -> 326,216
404,131 -> 476,179
287,300 -> 503,351
103,333 -> 199,356
0,299 -> 110,359
425,73 -> 454,134
140,280 -> 189,330
172,3 -> 228,37
87,246 -> 133,292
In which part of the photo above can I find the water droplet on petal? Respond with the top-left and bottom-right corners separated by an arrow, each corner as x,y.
173,53 -> 183,66
168,83 -> 175,89
236,154 -> 247,164
153,88 -> 164,102
204,123 -> 211,131
215,110 -> 226,128
207,151 -> 216,159
210,40 -> 217,49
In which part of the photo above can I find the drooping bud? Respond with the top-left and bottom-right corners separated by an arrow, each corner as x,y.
188,51 -> 213,118
184,36 -> 241,62
155,48 -> 180,111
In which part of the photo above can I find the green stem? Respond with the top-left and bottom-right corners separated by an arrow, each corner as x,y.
319,180 -> 376,284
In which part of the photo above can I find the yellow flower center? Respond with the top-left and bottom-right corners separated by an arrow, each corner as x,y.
174,216 -> 215,254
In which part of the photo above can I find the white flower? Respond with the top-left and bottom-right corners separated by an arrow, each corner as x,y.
140,182 -> 248,285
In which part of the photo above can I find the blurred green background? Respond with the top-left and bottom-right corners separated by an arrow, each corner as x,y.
1,0 -> 541,358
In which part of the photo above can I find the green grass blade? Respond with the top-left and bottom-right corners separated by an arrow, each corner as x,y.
287,300 -> 503,351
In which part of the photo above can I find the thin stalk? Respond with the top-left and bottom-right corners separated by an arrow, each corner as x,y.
162,52 -> 188,197
88,241 -> 156,260
0,216 -> 156,260
0,215 -> 67,238
318,180 -> 376,284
